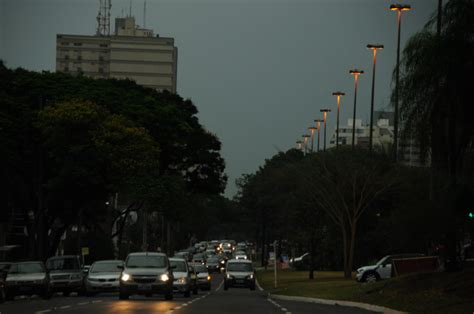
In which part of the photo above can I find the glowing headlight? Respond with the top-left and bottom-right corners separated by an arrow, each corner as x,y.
226,274 -> 232,279
121,273 -> 130,282
177,277 -> 187,284
207,275 -> 211,281
160,273 -> 170,282
248,274 -> 254,279
220,260 -> 225,264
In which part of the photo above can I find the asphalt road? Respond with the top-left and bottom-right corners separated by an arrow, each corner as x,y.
0,274 -> 374,314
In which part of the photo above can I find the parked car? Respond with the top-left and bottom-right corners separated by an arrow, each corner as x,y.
224,259 -> 255,291
174,251 -> 192,262
356,253 -> 425,282
5,261 -> 52,300
46,255 -> 84,296
169,257 -> 196,297
118,252 -> 174,300
290,252 -> 310,270
0,262 -> 12,280
85,260 -> 124,296
192,264 -> 211,291
192,253 -> 206,265
0,276 -> 5,303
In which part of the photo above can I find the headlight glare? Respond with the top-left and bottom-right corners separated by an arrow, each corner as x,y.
121,273 -> 130,282
160,273 -> 170,282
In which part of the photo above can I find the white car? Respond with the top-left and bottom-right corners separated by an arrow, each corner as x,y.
235,251 -> 248,260
85,260 -> 123,296
356,254 -> 424,282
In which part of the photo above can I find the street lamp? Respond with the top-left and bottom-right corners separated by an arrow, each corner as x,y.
332,91 -> 345,148
390,3 -> 411,161
320,109 -> 331,151
367,44 -> 384,154
349,69 -> 364,149
308,126 -> 318,153
302,134 -> 311,154
314,119 -> 324,152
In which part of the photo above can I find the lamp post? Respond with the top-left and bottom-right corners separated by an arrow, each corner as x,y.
314,119 -> 323,152
390,3 -> 411,161
302,135 -> 310,155
308,127 -> 318,153
367,44 -> 384,154
320,109 -> 331,151
349,69 -> 364,149
332,91 -> 345,148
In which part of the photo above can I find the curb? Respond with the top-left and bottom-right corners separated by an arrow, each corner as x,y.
268,294 -> 408,314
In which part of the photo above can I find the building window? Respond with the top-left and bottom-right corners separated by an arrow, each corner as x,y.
61,42 -> 69,46
73,43 -> 82,46
100,44 -> 108,48
77,56 -> 82,60
99,56 -> 105,62
64,55 -> 69,60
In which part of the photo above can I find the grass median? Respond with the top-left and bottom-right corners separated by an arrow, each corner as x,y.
256,269 -> 474,313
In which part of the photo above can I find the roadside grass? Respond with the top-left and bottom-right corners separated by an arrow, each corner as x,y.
256,269 -> 474,314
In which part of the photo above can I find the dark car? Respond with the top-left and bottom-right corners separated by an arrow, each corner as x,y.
0,262 -> 12,280
206,256 -> 221,273
192,264 -> 211,291
118,252 -> 174,300
5,261 -> 52,300
192,253 -> 206,265
46,255 -> 84,296
224,259 -> 255,290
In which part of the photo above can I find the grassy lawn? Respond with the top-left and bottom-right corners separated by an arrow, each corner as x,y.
256,269 -> 474,314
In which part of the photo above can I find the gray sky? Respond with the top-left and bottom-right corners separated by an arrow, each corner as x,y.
0,0 -> 437,197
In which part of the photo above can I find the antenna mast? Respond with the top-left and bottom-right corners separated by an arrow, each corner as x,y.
144,1 -> 147,28
96,0 -> 112,36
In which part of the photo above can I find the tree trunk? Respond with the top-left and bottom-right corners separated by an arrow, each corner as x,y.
341,224 -> 350,278
347,222 -> 357,279
308,237 -> 316,280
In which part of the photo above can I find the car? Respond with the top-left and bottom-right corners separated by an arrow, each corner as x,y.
191,264 -> 211,291
290,252 -> 311,270
235,251 -> 248,260
174,251 -> 191,262
192,253 -> 206,265
224,259 -> 255,291
5,261 -> 52,300
169,257 -> 197,297
118,252 -> 174,300
206,256 -> 221,273
187,264 -> 199,295
205,249 -> 216,258
46,255 -> 84,296
84,260 -> 124,296
356,253 -> 425,282
0,262 -> 12,280
0,276 -> 5,303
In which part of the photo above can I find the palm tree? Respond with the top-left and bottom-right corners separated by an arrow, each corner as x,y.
396,0 -> 474,270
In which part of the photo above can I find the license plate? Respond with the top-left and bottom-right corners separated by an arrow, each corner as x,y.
236,279 -> 244,284
138,284 -> 151,290
19,286 -> 32,291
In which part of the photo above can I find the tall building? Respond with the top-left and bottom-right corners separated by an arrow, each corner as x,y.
56,16 -> 178,93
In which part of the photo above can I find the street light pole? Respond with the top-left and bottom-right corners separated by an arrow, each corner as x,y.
296,140 -> 303,151
367,44 -> 384,154
314,119 -> 323,152
320,109 -> 331,151
390,3 -> 411,161
308,127 -> 317,153
302,135 -> 310,155
332,92 -> 345,148
349,69 -> 364,149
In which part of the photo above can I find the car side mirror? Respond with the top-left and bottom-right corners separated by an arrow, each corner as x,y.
117,265 -> 124,270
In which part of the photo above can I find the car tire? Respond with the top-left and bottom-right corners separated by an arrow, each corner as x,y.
184,290 -> 191,297
119,292 -> 129,300
164,292 -> 173,300
362,271 -> 380,283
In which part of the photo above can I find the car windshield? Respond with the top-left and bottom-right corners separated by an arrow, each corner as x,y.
193,254 -> 205,259
193,265 -> 207,272
90,261 -> 122,273
227,263 -> 253,272
126,255 -> 167,268
9,262 -> 45,274
169,260 -> 187,272
375,256 -> 389,266
236,251 -> 245,255
47,258 -> 80,271
207,257 -> 219,263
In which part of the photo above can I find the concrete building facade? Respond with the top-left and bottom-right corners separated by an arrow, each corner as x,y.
56,17 -> 177,93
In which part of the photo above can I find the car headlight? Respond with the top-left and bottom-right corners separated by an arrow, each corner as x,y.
220,260 -> 225,264
121,273 -> 131,282
160,273 -> 170,282
207,275 -> 211,281
248,274 -> 254,279
177,277 -> 187,284
226,274 -> 233,279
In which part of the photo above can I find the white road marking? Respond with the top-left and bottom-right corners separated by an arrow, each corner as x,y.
35,310 -> 51,314
215,279 -> 224,291
175,306 -> 182,310
255,278 -> 264,291
281,308 -> 288,311
92,300 -> 102,303
165,311 -> 174,314
77,302 -> 89,305
59,305 -> 71,309
182,303 -> 188,306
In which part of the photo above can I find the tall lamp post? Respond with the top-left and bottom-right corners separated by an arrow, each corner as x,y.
308,127 -> 318,153
390,3 -> 411,161
302,134 -> 310,155
332,91 -> 345,148
349,69 -> 364,149
314,119 -> 323,152
320,109 -> 331,151
367,44 -> 384,154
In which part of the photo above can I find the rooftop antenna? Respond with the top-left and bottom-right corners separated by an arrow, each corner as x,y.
129,0 -> 132,17
96,0 -> 112,36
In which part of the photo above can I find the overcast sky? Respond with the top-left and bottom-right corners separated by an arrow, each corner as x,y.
0,0 -> 437,197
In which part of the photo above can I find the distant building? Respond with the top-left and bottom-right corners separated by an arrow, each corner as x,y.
56,16 -> 178,93
329,111 -> 394,149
